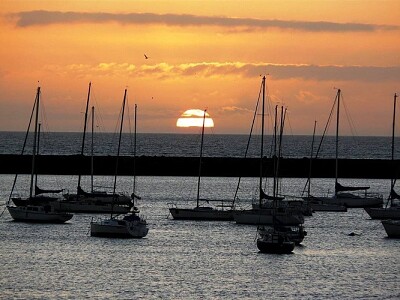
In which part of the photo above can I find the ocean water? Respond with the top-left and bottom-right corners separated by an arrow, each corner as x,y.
0,175 -> 399,299
0,131 -> 399,159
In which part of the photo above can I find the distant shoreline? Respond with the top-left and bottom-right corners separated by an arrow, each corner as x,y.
0,130 -> 393,137
0,154 -> 397,179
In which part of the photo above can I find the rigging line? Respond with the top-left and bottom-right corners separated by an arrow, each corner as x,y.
40,97 -> 50,136
302,121 -> 317,197
341,94 -> 359,138
285,112 -> 294,142
8,91 -> 38,203
108,98 -> 124,155
91,88 -> 106,134
0,206 -> 7,218
232,79 -> 263,205
126,97 -> 134,153
315,92 -> 338,158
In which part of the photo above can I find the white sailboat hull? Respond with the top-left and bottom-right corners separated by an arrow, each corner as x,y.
169,207 -> 234,221
7,205 -> 73,223
365,207 -> 400,220
233,209 -> 304,225
90,218 -> 148,238
381,220 -> 400,238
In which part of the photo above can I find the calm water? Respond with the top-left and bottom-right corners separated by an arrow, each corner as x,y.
0,131 -> 399,159
0,175 -> 399,299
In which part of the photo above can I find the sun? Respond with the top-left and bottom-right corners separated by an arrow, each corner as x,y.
176,109 -> 215,128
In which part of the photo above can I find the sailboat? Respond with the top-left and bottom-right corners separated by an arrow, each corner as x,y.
312,89 -> 383,208
302,121 -> 347,212
56,82 -> 132,214
256,226 -> 295,254
233,76 -> 304,226
256,99 -> 296,254
7,86 -> 73,223
90,91 -> 148,238
168,109 -> 234,221
365,93 -> 400,219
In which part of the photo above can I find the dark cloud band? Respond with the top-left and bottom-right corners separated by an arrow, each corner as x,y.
12,10 -> 398,32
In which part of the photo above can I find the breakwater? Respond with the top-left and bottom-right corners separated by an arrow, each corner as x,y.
0,154 -> 397,178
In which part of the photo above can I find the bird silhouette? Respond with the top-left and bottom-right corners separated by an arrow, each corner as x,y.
144,54 -> 149,59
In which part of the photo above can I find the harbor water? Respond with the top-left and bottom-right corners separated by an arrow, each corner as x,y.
0,175 -> 399,299
0,131 -> 399,159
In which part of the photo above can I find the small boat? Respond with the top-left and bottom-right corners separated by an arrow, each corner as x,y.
169,109 -> 234,221
6,86 -> 73,223
304,89 -> 383,208
90,209 -> 148,238
257,228 -> 295,254
8,205 -> 72,223
365,93 -> 400,220
90,93 -> 149,238
381,220 -> 400,238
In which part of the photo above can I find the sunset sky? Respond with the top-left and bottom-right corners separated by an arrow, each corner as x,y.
0,0 -> 399,136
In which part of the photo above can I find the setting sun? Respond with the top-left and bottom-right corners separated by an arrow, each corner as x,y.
176,109 -> 215,128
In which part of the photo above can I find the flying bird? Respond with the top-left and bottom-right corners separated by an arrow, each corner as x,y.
144,54 -> 149,59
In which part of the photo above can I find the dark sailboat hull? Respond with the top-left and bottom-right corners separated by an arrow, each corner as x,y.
257,239 -> 294,254
169,207 -> 234,221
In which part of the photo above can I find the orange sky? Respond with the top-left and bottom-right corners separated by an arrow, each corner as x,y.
0,0 -> 399,135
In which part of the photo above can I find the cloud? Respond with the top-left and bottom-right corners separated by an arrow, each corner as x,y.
221,106 -> 254,114
43,62 -> 400,82
12,10 -> 398,32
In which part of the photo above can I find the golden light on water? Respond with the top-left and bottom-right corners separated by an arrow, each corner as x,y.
176,109 -> 215,128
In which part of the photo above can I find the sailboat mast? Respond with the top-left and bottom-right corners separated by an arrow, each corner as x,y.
275,106 -> 286,198
272,105 -> 278,201
259,76 -> 266,206
335,89 -> 341,193
29,86 -> 40,199
197,109 -> 207,208
77,82 -> 91,192
113,89 -> 127,197
90,105 -> 94,192
390,93 -> 398,200
133,104 -> 137,207
34,123 -> 41,193
307,121 -> 317,197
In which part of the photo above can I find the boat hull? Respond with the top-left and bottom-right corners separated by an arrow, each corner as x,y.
11,196 -> 59,207
90,219 -> 149,238
310,203 -> 347,212
364,207 -> 400,220
63,193 -> 132,205
169,207 -> 234,221
257,238 -> 294,254
52,201 -> 131,214
381,220 -> 400,238
303,196 -> 347,212
315,195 -> 383,208
7,206 -> 73,223
233,209 -> 304,225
